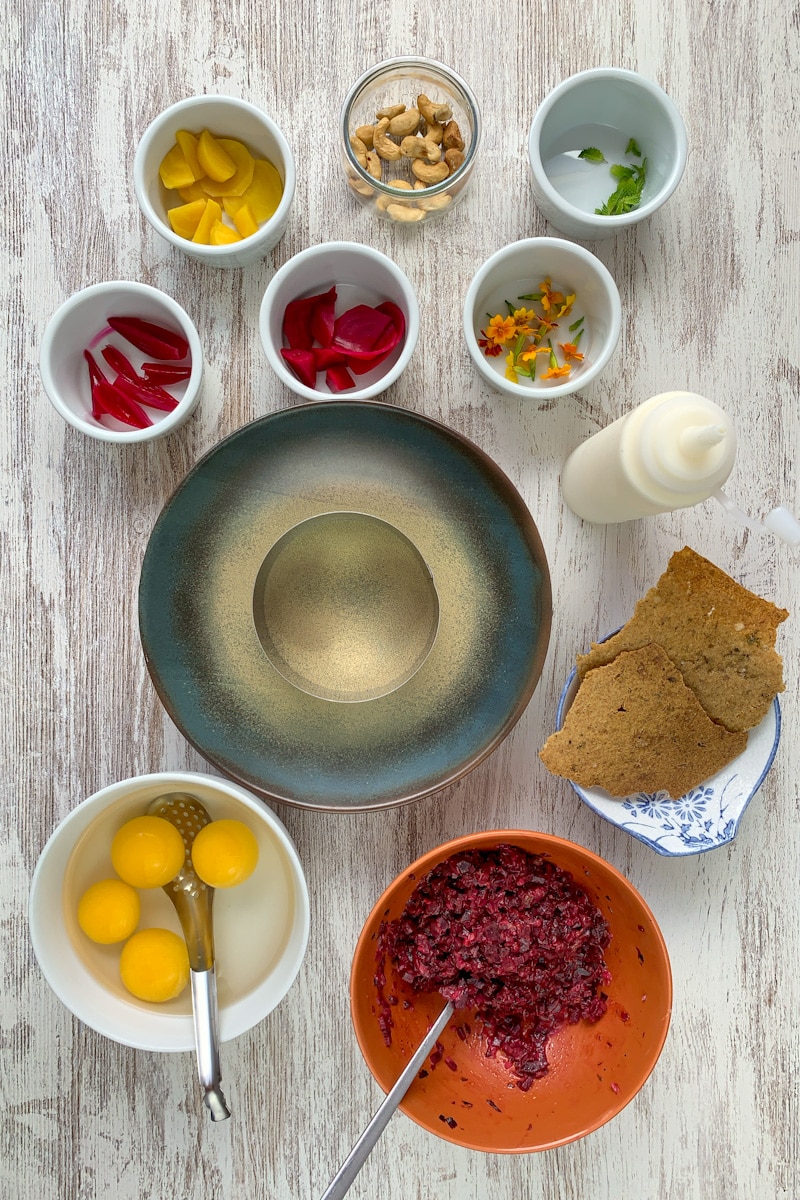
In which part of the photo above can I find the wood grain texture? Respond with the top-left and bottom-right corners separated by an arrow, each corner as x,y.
2,0 -> 798,1197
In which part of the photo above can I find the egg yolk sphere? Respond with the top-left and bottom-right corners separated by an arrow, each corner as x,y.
191,819 -> 259,888
77,878 -> 141,944
111,815 -> 186,888
119,928 -> 190,1002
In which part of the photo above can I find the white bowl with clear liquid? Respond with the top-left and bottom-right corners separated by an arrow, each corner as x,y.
528,68 -> 687,240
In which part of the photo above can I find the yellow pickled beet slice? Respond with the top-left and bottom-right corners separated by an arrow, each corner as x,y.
196,130 -> 236,182
245,159 -> 284,221
168,198 -> 207,239
200,139 -> 255,197
175,130 -> 204,180
159,143 -> 197,190
232,203 -> 258,238
192,198 -> 222,243
177,179 -> 210,203
209,220 -> 243,245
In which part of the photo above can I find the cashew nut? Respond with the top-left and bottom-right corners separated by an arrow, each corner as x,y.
412,183 -> 453,211
349,135 -> 368,168
422,119 -> 444,145
376,103 -> 406,120
399,135 -> 441,162
376,179 -> 414,211
411,159 -> 451,185
364,150 -> 383,180
388,108 -> 421,137
417,94 -> 452,125
373,118 -> 403,161
442,120 -> 464,151
386,202 -> 425,223
355,124 -> 375,149
348,176 -> 375,198
444,148 -> 465,172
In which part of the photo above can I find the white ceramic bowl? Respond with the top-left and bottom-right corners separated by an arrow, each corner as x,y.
528,68 -> 687,240
40,281 -> 203,443
555,649 -> 781,857
134,95 -> 295,268
260,241 -> 419,401
29,771 -> 310,1051
463,237 -> 621,399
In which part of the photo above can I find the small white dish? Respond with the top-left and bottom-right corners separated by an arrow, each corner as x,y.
528,68 -> 687,240
29,771 -> 310,1051
260,241 -> 419,401
40,281 -> 203,443
556,660 -> 781,857
463,237 -> 621,399
134,95 -> 295,268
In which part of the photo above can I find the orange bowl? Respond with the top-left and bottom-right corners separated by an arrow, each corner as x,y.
350,830 -> 671,1152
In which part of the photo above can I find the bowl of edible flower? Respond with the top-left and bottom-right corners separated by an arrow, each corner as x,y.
134,94 -> 295,268
40,280 -> 203,442
350,830 -> 671,1152
29,771 -> 309,1051
463,237 -> 621,399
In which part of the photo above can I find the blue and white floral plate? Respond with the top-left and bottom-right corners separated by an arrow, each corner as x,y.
556,654 -> 781,857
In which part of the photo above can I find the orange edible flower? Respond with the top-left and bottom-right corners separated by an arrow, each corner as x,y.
538,278 -> 565,313
559,341 -> 584,362
541,363 -> 572,379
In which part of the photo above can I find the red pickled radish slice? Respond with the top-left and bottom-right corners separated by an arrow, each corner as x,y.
141,362 -> 192,384
280,348 -> 318,389
97,378 -> 153,428
325,365 -> 356,392
106,316 -> 189,361
101,344 -> 139,381
113,374 -> 179,412
331,305 -> 393,353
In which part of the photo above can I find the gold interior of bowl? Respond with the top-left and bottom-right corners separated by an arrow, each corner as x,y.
252,511 -> 439,703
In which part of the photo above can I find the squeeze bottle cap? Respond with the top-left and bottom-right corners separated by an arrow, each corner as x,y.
638,393 -> 736,495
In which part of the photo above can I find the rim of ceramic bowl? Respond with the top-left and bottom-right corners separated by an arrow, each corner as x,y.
39,280 -> 203,444
528,67 -> 688,233
462,236 -> 622,399
340,56 -> 482,200
28,771 -> 310,1051
133,94 -> 296,261
350,828 -> 673,1152
260,242 -> 420,401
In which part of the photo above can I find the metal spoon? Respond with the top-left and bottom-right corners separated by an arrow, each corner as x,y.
147,792 -> 231,1122
320,1000 -> 454,1200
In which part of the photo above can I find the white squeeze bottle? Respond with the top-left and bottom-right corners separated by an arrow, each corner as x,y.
560,391 -> 737,523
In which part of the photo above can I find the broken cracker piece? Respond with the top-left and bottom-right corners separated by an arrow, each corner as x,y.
576,547 -> 787,733
541,643 -> 748,799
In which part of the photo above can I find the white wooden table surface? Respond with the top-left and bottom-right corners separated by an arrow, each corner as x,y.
3,1 -> 798,1197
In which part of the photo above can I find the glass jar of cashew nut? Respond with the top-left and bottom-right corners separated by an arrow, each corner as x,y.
340,57 -> 481,226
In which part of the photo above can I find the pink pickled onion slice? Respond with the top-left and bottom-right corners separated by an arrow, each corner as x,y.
309,287 -> 337,348
280,348 -> 318,389
332,305 -> 393,354
325,365 -> 356,392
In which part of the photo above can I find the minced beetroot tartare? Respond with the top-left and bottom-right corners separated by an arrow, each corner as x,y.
375,844 -> 612,1089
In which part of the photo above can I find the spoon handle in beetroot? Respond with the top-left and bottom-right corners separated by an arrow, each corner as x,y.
319,1000 -> 454,1200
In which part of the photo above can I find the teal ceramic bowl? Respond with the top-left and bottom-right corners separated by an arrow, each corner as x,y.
139,401 -> 551,810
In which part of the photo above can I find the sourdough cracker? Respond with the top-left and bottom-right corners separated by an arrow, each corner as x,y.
576,547 -> 787,733
540,644 -> 748,799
